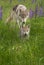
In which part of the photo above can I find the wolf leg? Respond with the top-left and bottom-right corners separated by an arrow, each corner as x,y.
5,11 -> 14,24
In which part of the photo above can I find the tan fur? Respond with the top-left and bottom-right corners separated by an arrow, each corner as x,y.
20,25 -> 30,38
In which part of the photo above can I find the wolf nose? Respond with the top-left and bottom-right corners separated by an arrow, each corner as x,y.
22,22 -> 25,24
24,33 -> 27,36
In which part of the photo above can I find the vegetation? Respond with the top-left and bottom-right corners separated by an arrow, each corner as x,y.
0,0 -> 44,65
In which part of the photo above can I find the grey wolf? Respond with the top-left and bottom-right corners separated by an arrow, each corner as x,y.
6,4 -> 29,28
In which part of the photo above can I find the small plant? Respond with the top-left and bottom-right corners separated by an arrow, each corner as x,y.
0,6 -> 3,20
29,8 -> 34,18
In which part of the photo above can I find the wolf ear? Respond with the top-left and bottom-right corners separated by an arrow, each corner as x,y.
20,9 -> 21,12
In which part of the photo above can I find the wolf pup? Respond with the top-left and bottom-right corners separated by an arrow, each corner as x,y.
20,25 -> 30,38
6,4 -> 29,28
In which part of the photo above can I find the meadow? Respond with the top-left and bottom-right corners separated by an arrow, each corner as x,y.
0,0 -> 44,65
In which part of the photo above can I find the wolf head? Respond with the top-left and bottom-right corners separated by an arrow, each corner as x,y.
19,9 -> 28,18
20,25 -> 30,37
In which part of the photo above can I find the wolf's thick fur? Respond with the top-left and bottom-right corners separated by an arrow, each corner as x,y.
6,4 -> 29,28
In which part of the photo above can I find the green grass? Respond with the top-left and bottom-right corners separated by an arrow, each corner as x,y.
0,0 -> 44,65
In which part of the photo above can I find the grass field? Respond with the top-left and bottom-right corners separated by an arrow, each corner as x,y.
0,0 -> 44,65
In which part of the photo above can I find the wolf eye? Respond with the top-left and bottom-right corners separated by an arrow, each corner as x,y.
27,30 -> 28,32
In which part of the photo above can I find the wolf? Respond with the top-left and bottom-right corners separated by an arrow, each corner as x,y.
20,25 -> 30,38
6,4 -> 29,28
